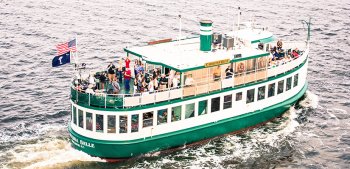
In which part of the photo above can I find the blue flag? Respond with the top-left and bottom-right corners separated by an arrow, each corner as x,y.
52,51 -> 70,67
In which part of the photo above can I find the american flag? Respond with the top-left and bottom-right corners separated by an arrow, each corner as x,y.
56,39 -> 76,55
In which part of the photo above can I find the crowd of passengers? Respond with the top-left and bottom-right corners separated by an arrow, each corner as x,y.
75,56 -> 183,95
266,39 -> 302,67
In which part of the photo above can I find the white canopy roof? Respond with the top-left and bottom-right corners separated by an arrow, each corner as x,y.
125,29 -> 272,72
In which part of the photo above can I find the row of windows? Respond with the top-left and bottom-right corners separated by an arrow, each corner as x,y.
72,74 -> 299,134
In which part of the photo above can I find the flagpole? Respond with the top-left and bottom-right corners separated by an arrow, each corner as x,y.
75,34 -> 79,65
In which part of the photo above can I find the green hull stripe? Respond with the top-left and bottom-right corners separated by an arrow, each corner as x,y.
73,57 -> 308,112
69,82 -> 308,158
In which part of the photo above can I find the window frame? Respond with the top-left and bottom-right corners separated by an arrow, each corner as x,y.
211,97 -> 221,112
257,86 -> 266,101
143,111 -> 154,128
246,88 -> 255,104
268,83 -> 275,98
277,80 -> 284,94
223,94 -> 232,109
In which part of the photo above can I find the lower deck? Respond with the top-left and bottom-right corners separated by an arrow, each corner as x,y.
70,56 -> 308,142
69,81 -> 308,158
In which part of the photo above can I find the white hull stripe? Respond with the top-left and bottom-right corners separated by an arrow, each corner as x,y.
200,31 -> 213,35
200,26 -> 212,31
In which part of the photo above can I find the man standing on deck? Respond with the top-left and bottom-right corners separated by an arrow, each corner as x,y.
124,68 -> 131,91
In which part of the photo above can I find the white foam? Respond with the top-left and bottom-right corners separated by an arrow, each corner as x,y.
4,139 -> 105,169
299,90 -> 319,109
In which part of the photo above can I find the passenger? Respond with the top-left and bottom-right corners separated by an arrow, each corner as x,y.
225,65 -> 233,79
124,68 -> 132,91
172,74 -> 179,88
133,78 -> 138,93
292,49 -> 299,58
159,74 -> 168,90
112,79 -> 120,94
277,39 -> 283,50
134,60 -> 139,77
148,77 -> 154,93
89,73 -> 96,87
138,63 -> 145,75
142,79 -> 148,92
125,56 -> 131,69
99,72 -> 106,90
213,65 -> 221,81
137,74 -> 143,92
117,59 -> 123,82
185,74 -> 194,86
86,84 -> 95,95
153,76 -> 159,91
168,69 -> 176,88
107,62 -> 116,83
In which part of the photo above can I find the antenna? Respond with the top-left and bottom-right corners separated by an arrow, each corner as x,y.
237,7 -> 241,30
178,14 -> 182,41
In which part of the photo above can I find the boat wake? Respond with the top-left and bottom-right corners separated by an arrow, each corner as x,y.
1,129 -> 105,169
128,91 -> 320,168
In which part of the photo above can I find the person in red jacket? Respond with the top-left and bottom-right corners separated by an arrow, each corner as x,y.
124,68 -> 131,91
125,56 -> 130,69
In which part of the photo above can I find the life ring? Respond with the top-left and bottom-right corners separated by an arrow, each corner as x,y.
238,62 -> 245,72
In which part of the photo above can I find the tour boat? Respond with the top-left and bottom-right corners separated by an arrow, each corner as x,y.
69,18 -> 311,159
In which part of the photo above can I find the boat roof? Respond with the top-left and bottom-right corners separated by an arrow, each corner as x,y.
124,29 -> 273,72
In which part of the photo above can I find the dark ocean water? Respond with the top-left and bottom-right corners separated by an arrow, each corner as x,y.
0,0 -> 349,168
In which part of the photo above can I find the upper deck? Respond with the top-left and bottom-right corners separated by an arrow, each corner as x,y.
71,37 -> 308,110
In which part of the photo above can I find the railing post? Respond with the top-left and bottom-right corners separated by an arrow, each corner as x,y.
123,95 -> 125,109
104,94 -> 107,108
76,88 -> 78,103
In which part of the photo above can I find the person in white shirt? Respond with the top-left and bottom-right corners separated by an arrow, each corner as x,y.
172,76 -> 179,88
168,69 -> 176,88
185,74 -> 194,86
148,77 -> 154,92
86,84 -> 95,95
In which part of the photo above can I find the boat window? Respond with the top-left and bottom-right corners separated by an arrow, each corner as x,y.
96,114 -> 104,133
211,97 -> 220,112
198,100 -> 208,115
294,74 -> 298,87
157,109 -> 168,124
86,112 -> 93,131
119,115 -> 127,133
286,77 -> 292,91
268,83 -> 275,97
246,89 -> 255,103
277,80 -> 284,94
258,86 -> 266,101
107,115 -> 116,133
131,114 -> 139,133
171,106 -> 182,122
143,112 -> 153,127
72,106 -> 77,125
236,92 -> 242,101
185,103 -> 195,119
223,95 -> 232,109
78,109 -> 83,128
